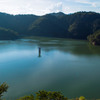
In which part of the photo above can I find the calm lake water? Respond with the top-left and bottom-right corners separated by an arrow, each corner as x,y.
0,37 -> 100,100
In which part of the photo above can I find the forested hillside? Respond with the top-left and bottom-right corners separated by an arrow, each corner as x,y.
0,12 -> 100,42
87,30 -> 100,45
0,27 -> 18,40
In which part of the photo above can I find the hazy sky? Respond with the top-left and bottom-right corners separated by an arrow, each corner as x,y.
0,0 -> 100,15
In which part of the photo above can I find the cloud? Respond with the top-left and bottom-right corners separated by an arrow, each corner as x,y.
0,0 -> 53,15
0,0 -> 99,15
48,2 -> 63,13
36,2 -> 64,15
68,0 -> 97,7
0,0 -> 70,15
92,3 -> 97,7
45,2 -> 70,14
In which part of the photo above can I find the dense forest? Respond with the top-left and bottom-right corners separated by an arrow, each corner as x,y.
0,11 -> 100,45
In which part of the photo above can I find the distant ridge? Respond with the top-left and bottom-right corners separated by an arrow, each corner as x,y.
0,11 -> 100,40
50,12 -> 66,17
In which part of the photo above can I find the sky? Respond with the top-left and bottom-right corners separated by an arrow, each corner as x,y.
0,0 -> 100,15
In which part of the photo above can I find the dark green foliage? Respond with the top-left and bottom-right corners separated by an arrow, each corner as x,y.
0,12 -> 39,40
17,95 -> 34,100
36,90 -> 67,100
50,12 -> 66,18
66,12 -> 100,39
93,19 -> 100,32
18,90 -> 67,100
28,14 -> 67,38
12,15 -> 39,34
28,11 -> 100,39
0,11 -> 100,40
0,12 -> 38,35
0,27 -> 19,40
87,30 -> 100,45
0,83 -> 8,98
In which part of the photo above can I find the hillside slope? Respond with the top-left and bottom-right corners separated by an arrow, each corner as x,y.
0,11 -> 99,40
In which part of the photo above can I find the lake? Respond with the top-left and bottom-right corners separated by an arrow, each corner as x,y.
0,37 -> 100,100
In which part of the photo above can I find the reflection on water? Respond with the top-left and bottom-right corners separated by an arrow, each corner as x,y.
0,37 -> 100,100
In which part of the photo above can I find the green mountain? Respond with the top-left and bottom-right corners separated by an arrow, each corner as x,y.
50,12 -> 66,17
60,12 -> 100,39
28,11 -> 100,39
0,11 -> 100,42
0,12 -> 38,35
28,14 -> 67,38
0,27 -> 18,40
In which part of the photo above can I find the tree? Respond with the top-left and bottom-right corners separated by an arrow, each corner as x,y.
79,96 -> 85,100
36,90 -> 67,100
0,82 -> 8,98
17,95 -> 34,100
87,30 -> 100,45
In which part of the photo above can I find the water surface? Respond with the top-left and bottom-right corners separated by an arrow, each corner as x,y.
0,37 -> 100,100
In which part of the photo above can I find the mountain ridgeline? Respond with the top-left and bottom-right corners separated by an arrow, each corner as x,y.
0,11 -> 100,43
